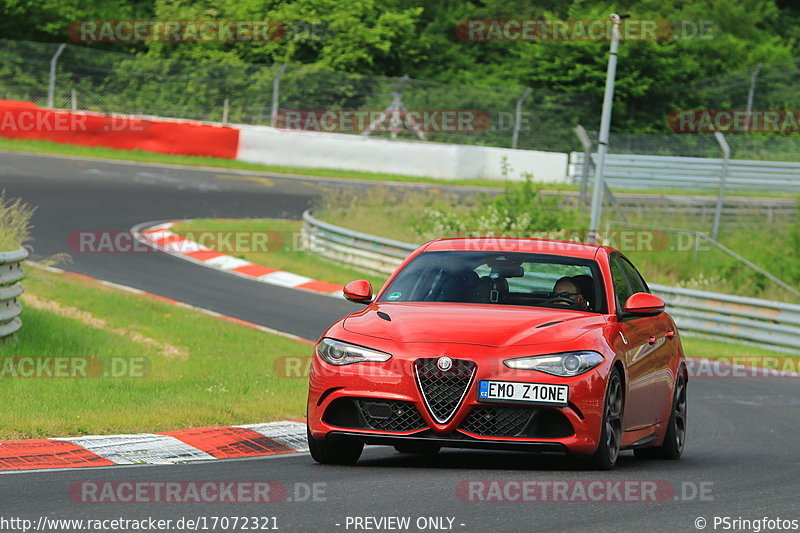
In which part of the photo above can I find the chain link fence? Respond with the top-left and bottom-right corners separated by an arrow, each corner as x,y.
0,39 -> 588,152
1,39 -> 798,158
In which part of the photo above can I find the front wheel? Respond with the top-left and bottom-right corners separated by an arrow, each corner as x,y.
635,371 -> 687,460
307,429 -> 363,465
588,368 -> 623,470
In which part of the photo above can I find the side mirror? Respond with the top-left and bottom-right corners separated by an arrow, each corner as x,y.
343,280 -> 373,305
622,292 -> 665,317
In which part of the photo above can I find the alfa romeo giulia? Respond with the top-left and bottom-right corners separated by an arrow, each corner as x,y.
307,238 -> 687,469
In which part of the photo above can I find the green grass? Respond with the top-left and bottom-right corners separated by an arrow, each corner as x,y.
681,335 -> 796,360
0,267 -> 311,440
171,218 -> 388,288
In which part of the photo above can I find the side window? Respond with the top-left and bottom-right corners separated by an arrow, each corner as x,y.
610,257 -> 633,308
619,257 -> 648,294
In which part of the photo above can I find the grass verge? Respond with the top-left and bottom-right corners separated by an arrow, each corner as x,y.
0,266 -> 310,440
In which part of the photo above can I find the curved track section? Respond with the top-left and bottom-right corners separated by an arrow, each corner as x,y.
1,151 -> 799,532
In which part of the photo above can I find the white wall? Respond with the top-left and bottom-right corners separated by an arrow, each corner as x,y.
237,126 -> 568,183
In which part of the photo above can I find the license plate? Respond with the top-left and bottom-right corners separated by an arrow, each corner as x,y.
478,380 -> 568,406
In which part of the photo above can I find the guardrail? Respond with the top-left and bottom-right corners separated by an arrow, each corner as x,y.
302,210 -> 416,276
302,210 -> 800,352
569,152 -> 800,193
0,247 -> 29,339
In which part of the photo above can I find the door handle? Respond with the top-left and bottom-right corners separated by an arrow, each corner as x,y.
648,336 -> 656,345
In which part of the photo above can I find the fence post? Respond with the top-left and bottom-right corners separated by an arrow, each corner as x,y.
270,64 -> 288,127
222,97 -> 229,124
511,88 -> 532,149
712,132 -> 731,240
574,125 -> 593,206
71,89 -> 77,111
588,14 -> 624,243
47,43 -> 67,108
745,64 -> 763,132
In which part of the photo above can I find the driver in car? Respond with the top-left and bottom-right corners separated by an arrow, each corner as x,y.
552,277 -> 590,310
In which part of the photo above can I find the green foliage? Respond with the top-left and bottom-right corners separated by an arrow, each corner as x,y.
2,0 -> 799,142
413,175 -> 585,240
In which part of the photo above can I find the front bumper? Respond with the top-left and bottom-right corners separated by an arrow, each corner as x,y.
308,343 -> 610,456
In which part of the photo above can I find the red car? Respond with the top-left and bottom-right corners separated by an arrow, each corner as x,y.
307,238 -> 687,469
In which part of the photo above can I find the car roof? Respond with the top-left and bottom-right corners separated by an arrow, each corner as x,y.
421,238 -> 609,260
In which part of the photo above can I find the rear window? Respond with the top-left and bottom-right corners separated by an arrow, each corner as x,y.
379,251 -> 606,313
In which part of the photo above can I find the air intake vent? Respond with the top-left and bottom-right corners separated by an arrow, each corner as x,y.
414,358 -> 476,424
460,406 -> 536,437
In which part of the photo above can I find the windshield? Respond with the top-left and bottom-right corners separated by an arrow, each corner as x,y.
379,251 -> 606,313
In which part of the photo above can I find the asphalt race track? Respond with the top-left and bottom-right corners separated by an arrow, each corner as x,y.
1,151 -> 798,532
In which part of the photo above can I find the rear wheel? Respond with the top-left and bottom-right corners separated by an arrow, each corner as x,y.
634,371 -> 687,460
588,368 -> 623,470
394,442 -> 441,455
307,429 -> 363,465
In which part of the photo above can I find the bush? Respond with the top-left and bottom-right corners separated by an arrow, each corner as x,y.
412,176 -> 586,240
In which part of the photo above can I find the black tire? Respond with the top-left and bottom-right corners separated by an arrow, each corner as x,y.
394,442 -> 441,455
307,429 -> 363,465
588,368 -> 624,470
634,371 -> 687,460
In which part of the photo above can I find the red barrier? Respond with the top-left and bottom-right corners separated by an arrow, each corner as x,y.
0,100 -> 239,159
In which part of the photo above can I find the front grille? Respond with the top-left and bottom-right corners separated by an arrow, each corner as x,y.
323,397 -> 427,432
460,406 -> 536,437
414,358 -> 476,423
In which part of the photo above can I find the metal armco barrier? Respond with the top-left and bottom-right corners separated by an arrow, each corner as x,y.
569,152 -> 800,193
648,284 -> 800,352
302,210 -> 800,352
0,247 -> 28,339
302,210 -> 416,276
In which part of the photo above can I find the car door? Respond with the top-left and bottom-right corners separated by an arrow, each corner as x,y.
609,254 -> 659,430
618,256 -> 676,425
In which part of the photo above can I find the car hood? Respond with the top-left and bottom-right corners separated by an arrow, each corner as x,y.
342,302 -> 606,347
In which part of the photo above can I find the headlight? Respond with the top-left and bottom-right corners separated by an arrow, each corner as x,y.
316,338 -> 392,366
503,351 -> 604,377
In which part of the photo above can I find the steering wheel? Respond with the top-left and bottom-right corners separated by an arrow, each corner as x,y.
544,295 -> 576,305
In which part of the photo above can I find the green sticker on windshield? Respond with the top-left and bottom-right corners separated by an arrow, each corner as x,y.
387,292 -> 402,300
